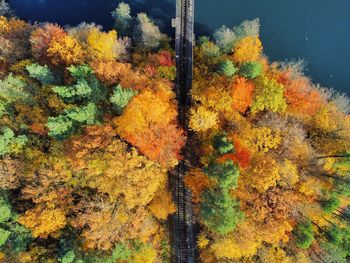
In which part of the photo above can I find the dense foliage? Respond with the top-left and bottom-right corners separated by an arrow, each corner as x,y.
1,2 -> 350,262
0,3 -> 182,262
187,19 -> 350,263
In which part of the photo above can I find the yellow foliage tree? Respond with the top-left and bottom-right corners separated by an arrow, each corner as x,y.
311,103 -> 350,154
148,189 -> 176,220
294,251 -> 312,263
192,84 -> 233,114
19,206 -> 67,238
73,201 -> 157,250
298,177 -> 322,198
197,233 -> 209,249
189,106 -> 218,132
17,148 -> 74,239
313,103 -> 344,132
211,237 -> 259,261
210,220 -> 262,260
62,126 -> 168,250
258,246 -> 293,263
115,85 -> 177,137
131,245 -> 157,263
278,159 -> 299,188
244,155 -> 280,193
244,126 -> 281,153
17,246 -> 55,263
258,220 -> 293,244
47,34 -> 85,65
232,36 -> 262,64
77,139 -> 166,209
251,75 -> 287,114
86,28 -> 119,61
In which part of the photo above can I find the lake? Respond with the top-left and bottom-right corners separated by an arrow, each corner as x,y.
9,0 -> 350,93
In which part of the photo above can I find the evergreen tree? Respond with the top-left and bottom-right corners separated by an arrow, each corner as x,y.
0,192 -> 31,252
204,160 -> 239,190
52,79 -> 92,102
321,193 -> 340,214
294,220 -> 314,249
0,73 -> 29,117
47,104 -> 99,140
334,178 -> 350,197
239,61 -> 262,79
110,85 -> 137,115
0,127 -> 28,156
65,103 -> 99,125
26,63 -> 55,85
213,134 -> 234,154
200,189 -> 243,235
325,224 -> 343,246
218,60 -> 238,77
47,115 -> 74,140
52,65 -> 105,103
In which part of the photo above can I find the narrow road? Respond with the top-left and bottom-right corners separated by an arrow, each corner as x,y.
171,0 -> 195,262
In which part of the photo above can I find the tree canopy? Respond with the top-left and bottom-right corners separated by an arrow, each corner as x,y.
191,18 -> 350,262
0,5 -> 178,262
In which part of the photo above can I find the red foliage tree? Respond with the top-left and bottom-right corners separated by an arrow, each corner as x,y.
217,136 -> 251,169
156,50 -> 174,67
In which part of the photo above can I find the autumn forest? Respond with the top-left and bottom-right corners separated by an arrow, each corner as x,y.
0,1 -> 350,263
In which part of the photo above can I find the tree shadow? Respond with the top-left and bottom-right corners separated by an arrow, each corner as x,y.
194,22 -> 211,37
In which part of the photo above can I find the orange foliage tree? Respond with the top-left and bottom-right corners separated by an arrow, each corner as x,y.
184,168 -> 211,203
284,76 -> 326,116
90,60 -> 132,86
131,122 -> 186,168
115,83 -> 185,168
231,77 -> 255,113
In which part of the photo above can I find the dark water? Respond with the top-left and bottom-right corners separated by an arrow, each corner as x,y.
8,0 -> 176,32
9,0 -> 350,93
